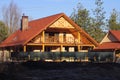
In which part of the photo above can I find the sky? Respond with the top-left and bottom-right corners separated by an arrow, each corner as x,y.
0,0 -> 120,20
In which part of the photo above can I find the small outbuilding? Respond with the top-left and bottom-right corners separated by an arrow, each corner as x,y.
95,30 -> 120,62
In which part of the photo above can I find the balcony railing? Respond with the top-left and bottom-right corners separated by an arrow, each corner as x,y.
45,36 -> 59,43
45,36 -> 77,44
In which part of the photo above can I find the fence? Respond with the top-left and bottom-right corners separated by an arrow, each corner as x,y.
10,51 -> 114,62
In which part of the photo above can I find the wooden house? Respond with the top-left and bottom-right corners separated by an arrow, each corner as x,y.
0,13 -> 98,53
95,30 -> 120,51
95,30 -> 120,60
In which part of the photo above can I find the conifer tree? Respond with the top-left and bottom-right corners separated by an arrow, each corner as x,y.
108,9 -> 120,30
0,21 -> 8,42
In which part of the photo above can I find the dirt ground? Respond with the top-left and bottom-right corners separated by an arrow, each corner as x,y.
0,62 -> 120,80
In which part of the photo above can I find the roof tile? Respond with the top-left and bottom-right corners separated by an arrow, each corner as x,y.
110,30 -> 120,41
95,42 -> 120,50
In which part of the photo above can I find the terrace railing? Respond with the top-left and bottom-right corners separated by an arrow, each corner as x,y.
45,36 -> 75,44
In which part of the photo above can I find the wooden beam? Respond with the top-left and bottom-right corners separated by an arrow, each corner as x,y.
27,43 -> 42,46
80,44 -> 94,47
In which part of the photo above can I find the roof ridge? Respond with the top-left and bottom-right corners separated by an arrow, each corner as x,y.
29,13 -> 64,22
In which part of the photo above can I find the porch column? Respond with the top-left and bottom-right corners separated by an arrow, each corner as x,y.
78,32 -> 80,43
1,48 -> 4,62
42,44 -> 45,52
42,31 -> 45,43
23,46 -> 26,52
60,45 -> 63,52
93,45 -> 95,49
113,49 -> 116,62
78,45 -> 80,52
8,48 -> 11,61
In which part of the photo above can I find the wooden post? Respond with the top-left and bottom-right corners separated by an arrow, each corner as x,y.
23,46 -> 26,52
2,48 -> 4,62
78,45 -> 80,52
42,44 -> 45,52
113,49 -> 116,62
60,45 -> 63,62
8,48 -> 11,61
60,45 -> 63,52
78,32 -> 80,43
42,31 -> 45,43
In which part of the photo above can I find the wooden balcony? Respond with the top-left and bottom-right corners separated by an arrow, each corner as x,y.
45,36 -> 59,43
45,36 -> 77,44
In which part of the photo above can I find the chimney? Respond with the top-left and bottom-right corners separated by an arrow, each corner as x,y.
21,14 -> 28,31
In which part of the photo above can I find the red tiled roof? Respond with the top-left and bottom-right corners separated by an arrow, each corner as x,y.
95,42 -> 120,50
95,30 -> 120,50
0,13 -> 98,47
110,30 -> 120,41
0,13 -> 63,47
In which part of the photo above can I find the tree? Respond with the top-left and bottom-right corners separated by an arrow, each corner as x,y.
91,0 -> 106,42
2,1 -> 21,34
93,0 -> 106,28
0,21 -> 8,42
108,9 -> 120,30
70,1 -> 106,42
70,3 -> 91,32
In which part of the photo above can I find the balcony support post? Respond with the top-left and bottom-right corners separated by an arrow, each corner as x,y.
23,46 -> 26,52
42,31 -> 45,43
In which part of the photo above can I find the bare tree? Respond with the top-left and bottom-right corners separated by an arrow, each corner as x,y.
2,1 -> 21,34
